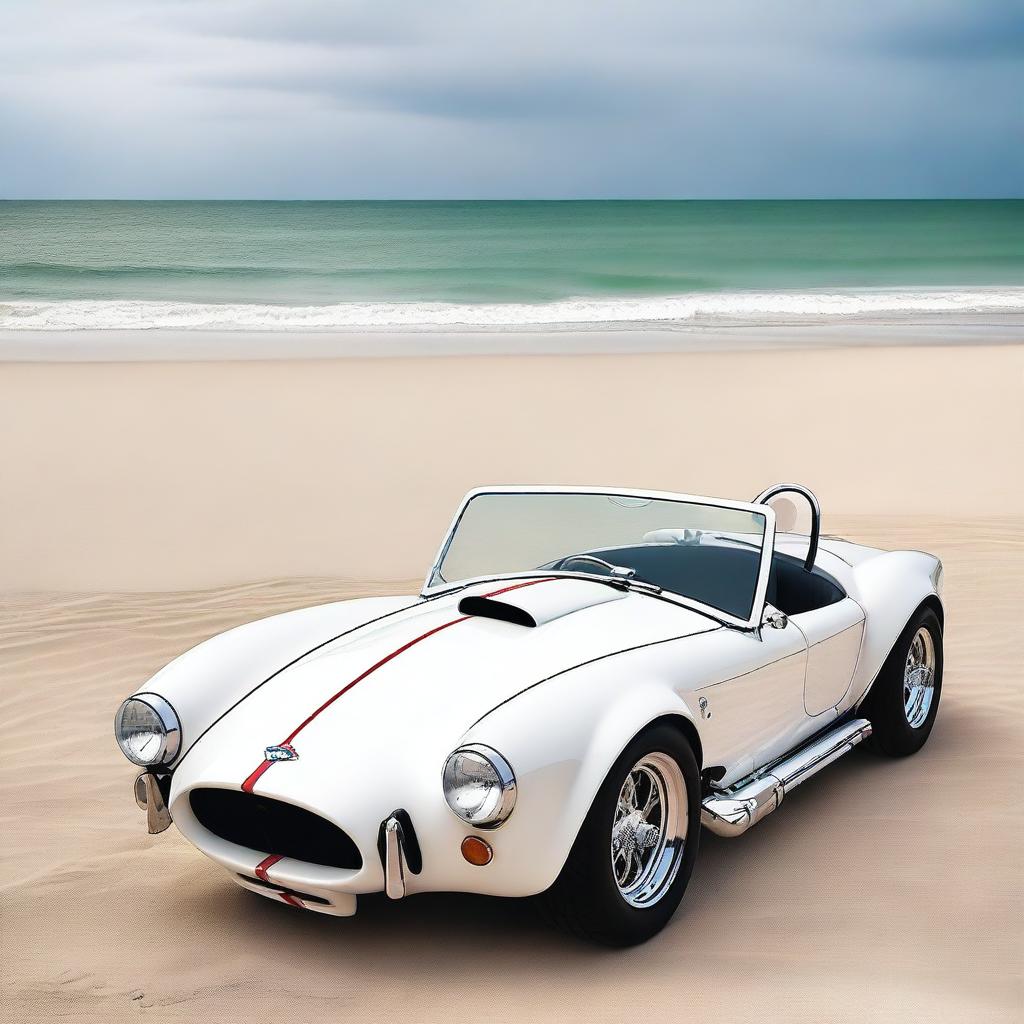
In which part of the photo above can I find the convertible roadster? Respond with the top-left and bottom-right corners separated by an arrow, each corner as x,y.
115,484 -> 944,945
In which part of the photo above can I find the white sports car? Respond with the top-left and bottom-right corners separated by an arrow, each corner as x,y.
115,484 -> 944,945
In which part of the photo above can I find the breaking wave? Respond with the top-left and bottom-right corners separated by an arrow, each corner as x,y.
1,288 -> 1023,331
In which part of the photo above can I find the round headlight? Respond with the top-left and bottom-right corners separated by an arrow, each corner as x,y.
114,694 -> 181,766
442,744 -> 516,828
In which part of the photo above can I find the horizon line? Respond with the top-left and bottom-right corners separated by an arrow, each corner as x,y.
2,196 -> 1022,203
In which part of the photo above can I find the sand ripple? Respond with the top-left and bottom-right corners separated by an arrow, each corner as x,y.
2,522 -> 1021,1022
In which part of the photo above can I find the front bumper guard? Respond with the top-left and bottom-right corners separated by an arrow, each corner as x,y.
134,772 -> 172,834
383,817 -> 407,899
377,808 -> 423,900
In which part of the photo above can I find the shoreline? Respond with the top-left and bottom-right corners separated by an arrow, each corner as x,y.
1,316 -> 1022,361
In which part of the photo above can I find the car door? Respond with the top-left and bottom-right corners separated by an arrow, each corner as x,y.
689,614 -> 808,785
789,599 -> 865,716
748,483 -> 852,766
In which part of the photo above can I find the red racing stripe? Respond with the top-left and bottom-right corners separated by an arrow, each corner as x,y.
241,758 -> 274,793
255,853 -> 283,882
240,577 -> 554,793
253,853 -> 304,907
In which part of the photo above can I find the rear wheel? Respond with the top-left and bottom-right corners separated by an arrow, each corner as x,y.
862,606 -> 943,757
539,723 -> 701,946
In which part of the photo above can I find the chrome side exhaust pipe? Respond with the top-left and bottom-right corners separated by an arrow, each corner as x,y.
701,718 -> 872,838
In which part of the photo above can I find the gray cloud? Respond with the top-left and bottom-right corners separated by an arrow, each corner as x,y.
871,0 -> 1024,59
180,0 -> 426,46
0,0 -> 1020,198
198,63 -> 653,120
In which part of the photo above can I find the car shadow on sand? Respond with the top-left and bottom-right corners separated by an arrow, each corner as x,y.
177,726 -> 952,974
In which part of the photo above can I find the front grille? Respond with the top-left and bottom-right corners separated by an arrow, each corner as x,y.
190,788 -> 363,870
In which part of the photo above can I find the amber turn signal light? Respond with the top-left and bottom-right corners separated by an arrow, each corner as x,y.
461,835 -> 493,866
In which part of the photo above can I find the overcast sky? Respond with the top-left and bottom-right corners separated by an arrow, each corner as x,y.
2,0 -> 1021,199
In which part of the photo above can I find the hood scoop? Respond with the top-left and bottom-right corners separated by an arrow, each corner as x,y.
458,578 -> 626,628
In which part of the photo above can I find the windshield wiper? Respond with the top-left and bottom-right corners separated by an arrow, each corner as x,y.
560,555 -> 663,595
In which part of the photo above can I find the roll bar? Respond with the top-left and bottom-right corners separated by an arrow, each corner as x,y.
754,483 -> 820,572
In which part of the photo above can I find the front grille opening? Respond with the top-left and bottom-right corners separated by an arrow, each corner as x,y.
238,874 -> 331,906
190,788 -> 362,870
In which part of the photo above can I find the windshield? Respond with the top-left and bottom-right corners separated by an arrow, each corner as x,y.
429,491 -> 770,622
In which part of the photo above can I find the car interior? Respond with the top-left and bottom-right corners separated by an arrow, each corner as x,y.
549,486 -> 846,622
554,542 -> 845,621
766,550 -> 845,615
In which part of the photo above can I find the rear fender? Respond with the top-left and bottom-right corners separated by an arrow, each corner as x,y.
839,550 -> 943,713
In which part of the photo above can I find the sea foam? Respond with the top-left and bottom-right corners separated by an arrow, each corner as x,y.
1,288 -> 1023,331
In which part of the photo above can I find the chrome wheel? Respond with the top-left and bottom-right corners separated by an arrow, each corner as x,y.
610,752 -> 687,908
904,627 -> 936,729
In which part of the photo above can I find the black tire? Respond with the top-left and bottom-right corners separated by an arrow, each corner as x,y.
861,605 -> 943,757
539,723 -> 701,946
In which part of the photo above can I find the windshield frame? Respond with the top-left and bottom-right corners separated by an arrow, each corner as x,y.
422,486 -> 777,630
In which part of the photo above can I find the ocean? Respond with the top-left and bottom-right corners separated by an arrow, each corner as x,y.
1,200 -> 1022,331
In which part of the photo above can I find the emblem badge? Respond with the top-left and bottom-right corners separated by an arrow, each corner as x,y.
265,743 -> 299,761
698,696 -> 712,720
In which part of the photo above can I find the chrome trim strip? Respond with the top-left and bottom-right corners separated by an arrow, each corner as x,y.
700,718 -> 872,837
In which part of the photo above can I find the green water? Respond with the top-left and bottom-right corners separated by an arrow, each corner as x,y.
1,200 -> 1021,328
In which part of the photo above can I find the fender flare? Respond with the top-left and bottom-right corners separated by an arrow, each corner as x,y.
841,549 -> 943,714
854,593 -> 944,712
461,653 -> 702,895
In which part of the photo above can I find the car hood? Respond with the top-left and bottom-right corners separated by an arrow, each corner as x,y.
175,578 -> 717,803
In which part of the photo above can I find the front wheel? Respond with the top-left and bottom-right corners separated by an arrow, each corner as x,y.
862,605 -> 943,757
539,724 -> 701,946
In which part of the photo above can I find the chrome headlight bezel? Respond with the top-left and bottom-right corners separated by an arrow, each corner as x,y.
114,694 -> 181,767
442,743 -> 517,829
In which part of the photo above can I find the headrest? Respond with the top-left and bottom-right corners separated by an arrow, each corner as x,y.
642,528 -> 701,544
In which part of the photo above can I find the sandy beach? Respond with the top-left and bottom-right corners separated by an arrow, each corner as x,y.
2,339 -> 1022,1021
5,0 -> 1023,1013
2,341 -> 1022,592
2,317 -> 1023,361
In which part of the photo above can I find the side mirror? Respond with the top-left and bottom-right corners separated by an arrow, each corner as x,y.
763,609 -> 788,630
